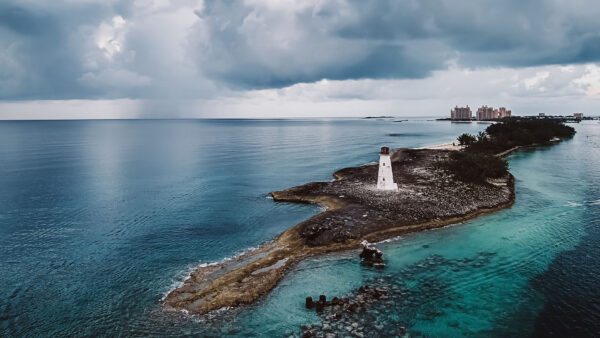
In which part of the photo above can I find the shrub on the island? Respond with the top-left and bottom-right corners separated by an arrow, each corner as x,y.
466,119 -> 575,154
486,118 -> 575,143
441,152 -> 509,183
457,133 -> 477,146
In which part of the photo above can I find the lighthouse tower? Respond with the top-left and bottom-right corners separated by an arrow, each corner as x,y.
377,146 -> 398,191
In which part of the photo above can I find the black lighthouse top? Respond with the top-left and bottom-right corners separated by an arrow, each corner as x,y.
380,146 -> 390,155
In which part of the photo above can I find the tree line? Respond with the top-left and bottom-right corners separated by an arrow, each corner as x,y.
442,118 -> 576,183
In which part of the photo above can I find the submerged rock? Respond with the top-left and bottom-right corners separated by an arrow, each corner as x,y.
301,284 -> 393,336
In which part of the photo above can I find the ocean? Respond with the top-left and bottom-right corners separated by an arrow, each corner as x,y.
0,118 -> 598,336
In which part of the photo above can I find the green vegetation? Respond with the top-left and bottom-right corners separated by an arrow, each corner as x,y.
444,118 -> 575,184
441,152 -> 509,183
457,133 -> 476,146
458,118 -> 576,154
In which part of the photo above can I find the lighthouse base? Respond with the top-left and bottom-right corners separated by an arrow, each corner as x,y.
377,183 -> 398,191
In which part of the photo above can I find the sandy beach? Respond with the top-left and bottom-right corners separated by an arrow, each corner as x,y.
417,141 -> 463,151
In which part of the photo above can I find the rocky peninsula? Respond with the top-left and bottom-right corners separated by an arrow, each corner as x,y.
162,118 -> 575,318
163,147 -> 514,315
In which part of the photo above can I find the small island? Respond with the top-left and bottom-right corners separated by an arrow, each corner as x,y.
163,118 -> 575,316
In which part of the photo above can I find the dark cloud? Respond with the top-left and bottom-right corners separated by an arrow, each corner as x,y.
193,0 -> 600,89
0,1 -> 117,99
190,1 -> 452,89
1,0 -> 600,100
0,5 -> 56,36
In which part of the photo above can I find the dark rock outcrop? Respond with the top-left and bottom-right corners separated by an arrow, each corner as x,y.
359,241 -> 384,268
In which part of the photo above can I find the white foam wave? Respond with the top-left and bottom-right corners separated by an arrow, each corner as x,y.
160,263 -> 199,301
376,235 -> 403,244
160,244 -> 263,302
566,199 -> 600,207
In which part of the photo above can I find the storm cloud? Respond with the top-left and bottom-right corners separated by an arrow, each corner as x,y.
2,0 -> 600,101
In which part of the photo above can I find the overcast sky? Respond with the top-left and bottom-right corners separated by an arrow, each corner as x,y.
1,0 -> 600,119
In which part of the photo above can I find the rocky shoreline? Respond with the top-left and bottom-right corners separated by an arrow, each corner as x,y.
163,148 -> 515,316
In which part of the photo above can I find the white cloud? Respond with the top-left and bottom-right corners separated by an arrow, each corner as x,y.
573,64 -> 600,97
523,71 -> 550,90
95,15 -> 128,60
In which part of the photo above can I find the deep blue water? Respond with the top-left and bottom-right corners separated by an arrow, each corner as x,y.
0,118 -> 598,336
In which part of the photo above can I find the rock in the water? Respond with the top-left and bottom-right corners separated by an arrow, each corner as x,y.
359,241 -> 385,267
300,283 -> 395,336
306,296 -> 314,309
302,330 -> 314,338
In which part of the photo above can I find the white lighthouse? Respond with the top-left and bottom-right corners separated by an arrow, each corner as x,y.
377,146 -> 398,191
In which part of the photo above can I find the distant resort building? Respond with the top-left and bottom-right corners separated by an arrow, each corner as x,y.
498,107 -> 512,119
476,105 -> 512,120
450,106 -> 472,120
476,105 -> 495,120
537,113 -> 585,121
450,105 -> 512,120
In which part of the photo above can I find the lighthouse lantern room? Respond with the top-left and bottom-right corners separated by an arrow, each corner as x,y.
377,146 -> 398,191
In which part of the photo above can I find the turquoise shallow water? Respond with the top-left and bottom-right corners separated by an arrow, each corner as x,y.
0,119 -> 598,336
